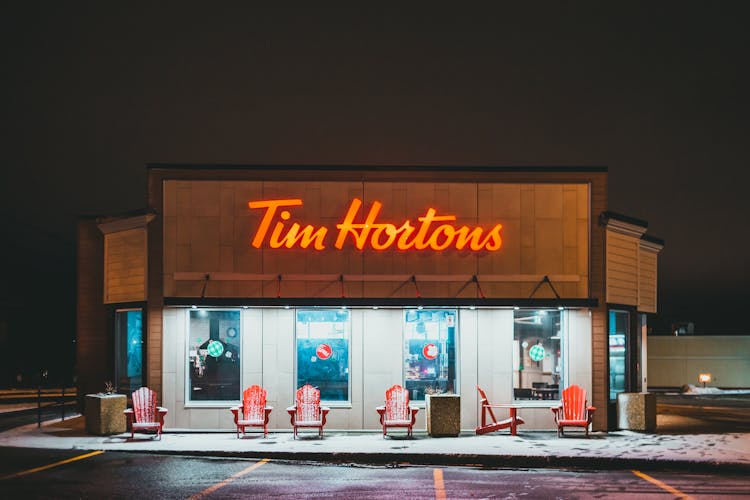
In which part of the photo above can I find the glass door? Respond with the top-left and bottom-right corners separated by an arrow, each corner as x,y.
608,309 -> 629,401
114,308 -> 143,394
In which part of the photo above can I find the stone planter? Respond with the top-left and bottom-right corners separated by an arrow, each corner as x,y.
426,394 -> 460,437
85,394 -> 127,435
617,392 -> 656,432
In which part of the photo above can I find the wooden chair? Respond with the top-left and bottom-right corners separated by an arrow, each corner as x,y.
551,384 -> 596,437
124,387 -> 168,440
375,384 -> 419,438
286,384 -> 330,439
475,385 -> 525,435
230,385 -> 273,438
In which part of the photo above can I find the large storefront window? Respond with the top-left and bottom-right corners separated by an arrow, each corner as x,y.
296,309 -> 350,402
609,310 -> 629,400
115,309 -> 142,394
403,309 -> 457,401
513,309 -> 562,401
187,309 -> 241,403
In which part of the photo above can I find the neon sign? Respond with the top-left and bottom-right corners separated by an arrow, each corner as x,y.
248,198 -> 503,252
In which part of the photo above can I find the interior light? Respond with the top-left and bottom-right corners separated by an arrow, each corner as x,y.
558,306 -> 564,311
372,306 -> 379,310
417,305 -> 423,310
191,305 -> 197,309
284,305 -> 291,310
513,306 -> 520,310
469,306 -> 476,310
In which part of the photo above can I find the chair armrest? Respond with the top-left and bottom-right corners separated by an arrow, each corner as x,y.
157,407 -> 168,425
550,406 -> 561,422
376,406 -> 386,425
321,407 -> 330,427
230,407 -> 240,423
409,406 -> 419,425
286,406 -> 296,426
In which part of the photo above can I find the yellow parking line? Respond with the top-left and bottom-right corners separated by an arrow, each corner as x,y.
0,450 -> 104,481
433,468 -> 446,500
189,458 -> 269,500
631,469 -> 695,500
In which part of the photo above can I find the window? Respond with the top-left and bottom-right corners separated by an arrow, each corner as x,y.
115,309 -> 142,394
296,309 -> 350,402
403,309 -> 457,401
187,309 -> 241,403
513,309 -> 562,401
609,310 -> 629,400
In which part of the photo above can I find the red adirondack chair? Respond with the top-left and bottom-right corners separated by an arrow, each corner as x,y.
475,385 -> 525,435
123,387 -> 168,440
286,384 -> 330,439
551,384 -> 596,437
230,385 -> 273,438
376,384 -> 419,438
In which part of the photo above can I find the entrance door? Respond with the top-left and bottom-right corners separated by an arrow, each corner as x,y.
114,308 -> 143,394
608,308 -> 638,429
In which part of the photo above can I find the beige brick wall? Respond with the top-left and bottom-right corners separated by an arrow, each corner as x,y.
162,180 -> 590,299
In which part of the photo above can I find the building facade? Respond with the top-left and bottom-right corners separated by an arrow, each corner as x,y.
77,165 -> 663,431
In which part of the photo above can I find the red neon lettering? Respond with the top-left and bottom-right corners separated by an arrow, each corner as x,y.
248,197 -> 503,252
248,199 -> 327,250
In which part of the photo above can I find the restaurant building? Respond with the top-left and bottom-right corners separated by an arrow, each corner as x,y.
76,165 -> 663,432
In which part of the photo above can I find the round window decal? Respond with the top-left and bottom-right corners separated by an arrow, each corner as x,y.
529,344 -> 545,362
422,343 -> 438,360
206,340 -> 225,358
316,343 -> 332,360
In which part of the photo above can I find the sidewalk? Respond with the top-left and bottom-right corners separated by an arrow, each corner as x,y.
2,414 -> 749,472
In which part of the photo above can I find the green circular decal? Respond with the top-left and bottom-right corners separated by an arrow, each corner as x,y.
529,344 -> 545,362
207,340 -> 225,358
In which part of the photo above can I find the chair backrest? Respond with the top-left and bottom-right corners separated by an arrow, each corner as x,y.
561,384 -> 588,420
296,384 -> 321,422
476,385 -> 498,423
384,384 -> 409,420
132,387 -> 157,423
242,385 -> 267,421
476,385 -> 490,405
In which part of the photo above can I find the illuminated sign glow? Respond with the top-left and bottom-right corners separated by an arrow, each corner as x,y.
248,198 -> 503,252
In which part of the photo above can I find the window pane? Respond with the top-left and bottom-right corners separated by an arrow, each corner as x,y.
115,309 -> 142,394
403,309 -> 457,401
188,309 -> 241,402
609,310 -> 629,400
296,309 -> 350,402
513,310 -> 562,400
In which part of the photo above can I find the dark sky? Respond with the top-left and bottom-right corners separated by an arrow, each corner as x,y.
1,1 -> 749,367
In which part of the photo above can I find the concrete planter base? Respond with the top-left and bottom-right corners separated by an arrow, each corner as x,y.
617,392 -> 656,432
85,394 -> 127,435
426,394 -> 460,437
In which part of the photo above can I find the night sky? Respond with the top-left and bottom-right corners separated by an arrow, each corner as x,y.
1,3 -> 748,381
